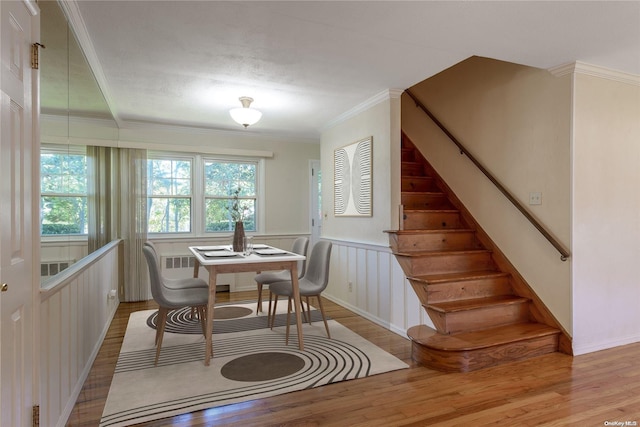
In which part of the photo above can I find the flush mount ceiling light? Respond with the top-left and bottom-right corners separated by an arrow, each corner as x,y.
229,96 -> 262,128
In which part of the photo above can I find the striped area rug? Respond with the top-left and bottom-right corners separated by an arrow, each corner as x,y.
100,301 -> 408,427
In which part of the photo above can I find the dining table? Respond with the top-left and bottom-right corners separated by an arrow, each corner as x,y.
189,244 -> 306,366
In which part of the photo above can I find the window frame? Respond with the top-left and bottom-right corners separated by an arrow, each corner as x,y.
146,153 -> 195,235
40,144 -> 89,241
147,151 -> 264,238
202,156 -> 258,233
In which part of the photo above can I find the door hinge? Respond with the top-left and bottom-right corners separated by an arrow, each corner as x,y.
31,43 -> 45,69
32,405 -> 39,427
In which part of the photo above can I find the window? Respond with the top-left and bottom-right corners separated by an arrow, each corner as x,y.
40,145 -> 88,236
147,157 -> 192,233
146,153 -> 259,235
204,160 -> 256,232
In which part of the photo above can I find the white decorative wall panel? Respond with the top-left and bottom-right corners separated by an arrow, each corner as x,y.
323,239 -> 430,336
334,137 -> 372,216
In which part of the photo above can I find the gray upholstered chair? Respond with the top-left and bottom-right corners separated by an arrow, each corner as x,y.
253,236 -> 309,317
142,246 -> 209,365
144,241 -> 209,291
268,240 -> 332,342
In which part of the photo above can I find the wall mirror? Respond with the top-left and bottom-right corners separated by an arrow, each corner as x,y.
40,0 -> 118,283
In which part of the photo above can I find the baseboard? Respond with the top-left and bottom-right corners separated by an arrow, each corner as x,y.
322,293 -> 409,341
573,333 -> 640,356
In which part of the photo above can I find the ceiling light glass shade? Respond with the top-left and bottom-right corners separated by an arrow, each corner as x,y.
230,96 -> 262,128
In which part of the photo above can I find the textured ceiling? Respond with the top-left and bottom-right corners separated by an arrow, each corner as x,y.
54,1 -> 640,140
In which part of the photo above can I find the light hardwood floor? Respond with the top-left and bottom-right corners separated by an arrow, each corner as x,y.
67,291 -> 640,426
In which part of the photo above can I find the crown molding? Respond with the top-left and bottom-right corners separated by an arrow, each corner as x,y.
23,0 -> 38,16
549,61 -> 640,86
59,1 -> 123,127
323,88 -> 404,131
42,115 -> 320,145
118,119 -> 320,144
41,113 -> 118,128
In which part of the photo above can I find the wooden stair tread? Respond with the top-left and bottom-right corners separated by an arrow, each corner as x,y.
394,248 -> 492,257
428,295 -> 527,313
408,323 -> 560,351
401,175 -> 432,180
402,208 -> 459,213
409,270 -> 509,284
385,229 -> 475,235
402,191 -> 444,196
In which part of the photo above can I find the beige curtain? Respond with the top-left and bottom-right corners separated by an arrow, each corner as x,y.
87,146 -> 115,252
117,148 -> 149,301
87,146 -> 148,301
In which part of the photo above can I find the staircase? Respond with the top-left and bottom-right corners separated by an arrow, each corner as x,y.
386,134 -> 568,372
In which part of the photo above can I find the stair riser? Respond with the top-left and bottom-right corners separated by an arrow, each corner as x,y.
402,193 -> 452,209
401,177 -> 438,192
409,275 -> 512,304
403,211 -> 464,230
394,231 -> 481,252
427,302 -> 530,334
402,163 -> 425,176
401,149 -> 416,162
410,334 -> 560,372
396,252 -> 495,276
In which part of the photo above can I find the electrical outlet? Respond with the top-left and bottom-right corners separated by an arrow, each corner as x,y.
529,192 -> 542,205
348,281 -> 353,292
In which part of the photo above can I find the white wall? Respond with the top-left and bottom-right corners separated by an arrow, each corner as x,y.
321,91 -> 402,246
319,91 -> 426,334
572,70 -> 640,354
402,57 -> 573,333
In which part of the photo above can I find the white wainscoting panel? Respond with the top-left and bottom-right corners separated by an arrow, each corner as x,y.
39,240 -> 121,427
323,239 -> 432,338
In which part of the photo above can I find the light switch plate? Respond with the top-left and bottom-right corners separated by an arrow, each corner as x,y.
529,192 -> 542,205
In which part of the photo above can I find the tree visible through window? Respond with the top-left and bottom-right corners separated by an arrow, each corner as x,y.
141,154 -> 261,235
204,160 -> 257,232
40,149 -> 261,237
147,158 -> 192,233
40,147 -> 88,235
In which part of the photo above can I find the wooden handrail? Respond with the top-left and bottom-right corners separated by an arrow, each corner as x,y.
405,89 -> 570,261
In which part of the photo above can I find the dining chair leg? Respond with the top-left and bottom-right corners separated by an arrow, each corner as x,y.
285,297 -> 294,345
155,307 -> 169,366
256,282 -> 263,314
270,294 -> 279,329
267,291 -> 273,324
300,299 -> 309,324
154,313 -> 162,346
305,296 -> 312,324
198,306 -> 207,337
316,295 -> 331,339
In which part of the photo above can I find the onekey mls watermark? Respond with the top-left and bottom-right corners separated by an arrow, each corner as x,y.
603,422 -> 638,426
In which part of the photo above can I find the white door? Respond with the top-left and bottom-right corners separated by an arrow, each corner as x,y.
309,160 -> 322,247
1,1 -> 38,426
